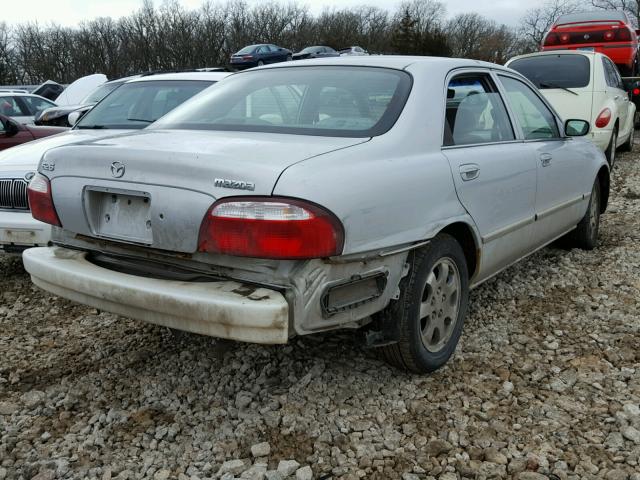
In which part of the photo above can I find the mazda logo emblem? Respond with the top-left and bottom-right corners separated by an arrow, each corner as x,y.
584,34 -> 590,39
110,162 -> 125,178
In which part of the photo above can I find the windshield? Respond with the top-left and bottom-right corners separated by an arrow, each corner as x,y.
77,80 -> 214,130
508,55 -> 591,89
302,47 -> 322,53
81,82 -> 123,104
151,67 -> 411,138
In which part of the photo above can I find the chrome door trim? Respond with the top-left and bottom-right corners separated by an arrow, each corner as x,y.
535,194 -> 585,221
482,215 -> 535,244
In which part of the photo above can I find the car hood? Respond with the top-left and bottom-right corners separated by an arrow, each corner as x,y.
55,73 -> 107,106
0,129 -> 133,171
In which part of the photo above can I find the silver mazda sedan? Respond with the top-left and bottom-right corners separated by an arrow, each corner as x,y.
23,56 -> 609,373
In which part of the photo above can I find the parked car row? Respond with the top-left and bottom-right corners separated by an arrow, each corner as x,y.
0,54 -> 610,373
230,43 -> 369,69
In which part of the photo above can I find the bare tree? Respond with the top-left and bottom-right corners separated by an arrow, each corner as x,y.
519,0 -> 584,52
592,0 -> 640,26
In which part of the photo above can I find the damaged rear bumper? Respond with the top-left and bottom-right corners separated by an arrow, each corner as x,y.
22,246 -> 289,344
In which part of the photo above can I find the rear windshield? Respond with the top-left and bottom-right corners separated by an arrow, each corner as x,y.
235,46 -> 257,55
508,55 -> 590,89
76,80 -> 214,130
151,66 -> 412,138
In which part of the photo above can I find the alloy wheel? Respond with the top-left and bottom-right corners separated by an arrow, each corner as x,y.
419,257 -> 461,353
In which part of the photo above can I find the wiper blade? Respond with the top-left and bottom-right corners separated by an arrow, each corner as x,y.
539,82 -> 578,96
127,118 -> 154,123
76,125 -> 107,129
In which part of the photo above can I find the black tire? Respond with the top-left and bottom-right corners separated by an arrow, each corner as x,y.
634,110 -> 640,130
605,127 -> 618,168
380,234 -> 469,373
570,180 -> 601,250
620,124 -> 635,152
286,54 -> 292,61
257,60 -> 264,66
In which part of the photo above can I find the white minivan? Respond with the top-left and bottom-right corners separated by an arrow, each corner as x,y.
506,51 -> 635,167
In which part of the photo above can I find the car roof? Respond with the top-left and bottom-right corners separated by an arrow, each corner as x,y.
0,92 -> 54,100
556,11 -> 628,25
126,71 -> 232,83
256,55 -> 503,72
506,50 -> 600,65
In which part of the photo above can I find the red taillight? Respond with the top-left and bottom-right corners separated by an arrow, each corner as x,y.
27,173 -> 61,227
559,33 -> 570,43
633,88 -> 640,96
543,33 -> 559,46
198,197 -> 344,259
242,55 -> 254,60
595,108 -> 612,128
616,28 -> 631,41
604,30 -> 615,41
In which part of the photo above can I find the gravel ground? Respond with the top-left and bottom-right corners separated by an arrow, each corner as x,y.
1,149 -> 640,480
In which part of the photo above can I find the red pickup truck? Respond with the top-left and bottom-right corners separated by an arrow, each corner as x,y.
542,11 -> 640,76
0,114 -> 66,151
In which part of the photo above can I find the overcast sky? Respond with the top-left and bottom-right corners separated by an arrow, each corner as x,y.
5,0 -> 542,27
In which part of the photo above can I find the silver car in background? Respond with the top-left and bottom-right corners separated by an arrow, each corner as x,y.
0,71 -> 230,255
23,57 -> 609,373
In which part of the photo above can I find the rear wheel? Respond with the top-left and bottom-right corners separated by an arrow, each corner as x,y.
286,54 -> 292,61
570,180 -> 601,250
257,60 -> 264,66
605,127 -> 618,168
380,234 -> 469,373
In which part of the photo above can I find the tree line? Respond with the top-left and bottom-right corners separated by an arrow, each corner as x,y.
0,0 -> 635,85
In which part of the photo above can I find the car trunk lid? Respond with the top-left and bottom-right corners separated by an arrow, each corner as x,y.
43,129 -> 367,253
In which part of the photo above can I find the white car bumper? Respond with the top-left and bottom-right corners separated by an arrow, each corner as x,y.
23,247 -> 290,344
0,210 -> 51,252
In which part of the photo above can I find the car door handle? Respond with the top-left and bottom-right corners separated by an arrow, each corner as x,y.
540,153 -> 552,167
459,163 -> 480,181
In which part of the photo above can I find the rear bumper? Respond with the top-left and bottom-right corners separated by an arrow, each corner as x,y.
23,247 -> 290,344
590,129 -> 613,151
0,210 -> 51,251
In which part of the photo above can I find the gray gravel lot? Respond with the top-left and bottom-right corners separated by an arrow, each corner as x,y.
1,150 -> 640,480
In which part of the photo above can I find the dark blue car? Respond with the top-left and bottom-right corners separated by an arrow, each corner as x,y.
230,44 -> 292,70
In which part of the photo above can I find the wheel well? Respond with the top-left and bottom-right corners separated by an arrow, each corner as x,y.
440,222 -> 478,279
597,166 -> 610,213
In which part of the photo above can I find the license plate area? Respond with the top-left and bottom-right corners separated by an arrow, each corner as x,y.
85,187 -> 153,244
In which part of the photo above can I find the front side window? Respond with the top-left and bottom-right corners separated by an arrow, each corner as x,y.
603,58 -> 624,90
499,75 -> 560,140
22,96 -> 54,114
77,80 -> 213,130
0,97 -> 26,116
508,54 -> 590,89
444,74 -> 514,146
152,67 -> 412,138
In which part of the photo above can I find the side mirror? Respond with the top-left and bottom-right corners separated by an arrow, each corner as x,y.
68,110 -> 82,127
1,118 -> 19,136
565,119 -> 590,137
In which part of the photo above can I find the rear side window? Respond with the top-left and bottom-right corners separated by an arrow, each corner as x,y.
22,96 -> 54,115
499,75 -> 560,140
602,58 -> 624,89
444,75 -> 515,147
509,55 -> 591,89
